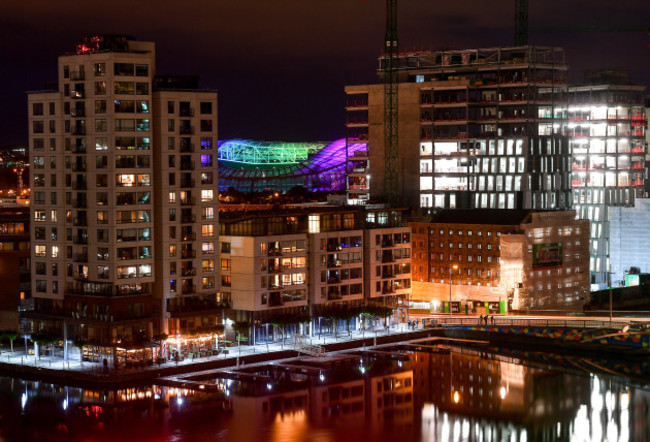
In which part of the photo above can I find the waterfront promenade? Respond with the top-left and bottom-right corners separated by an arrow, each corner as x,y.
0,322 -> 436,386
0,314 -> 644,386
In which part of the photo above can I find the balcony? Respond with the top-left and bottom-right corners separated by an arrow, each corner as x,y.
72,181 -> 87,190
182,267 -> 197,277
72,199 -> 87,209
382,254 -> 396,263
73,272 -> 89,281
181,233 -> 196,241
71,126 -> 86,135
70,108 -> 85,117
73,218 -> 88,227
180,161 -> 195,171
180,142 -> 195,153
326,243 -> 342,252
73,254 -> 88,263
181,285 -> 197,295
382,271 -> 396,279
268,283 -> 284,290
181,250 -> 196,259
72,163 -> 87,172
179,125 -> 194,135
327,289 -> 342,301
268,265 -> 284,274
70,71 -> 85,81
179,108 -> 195,117
268,249 -> 282,256
180,179 -> 196,188
268,292 -> 283,307
327,260 -> 342,268
73,236 -> 88,245
181,214 -> 196,224
180,197 -> 195,206
71,145 -> 86,154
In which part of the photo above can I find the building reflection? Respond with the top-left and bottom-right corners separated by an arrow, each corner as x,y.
0,348 -> 649,441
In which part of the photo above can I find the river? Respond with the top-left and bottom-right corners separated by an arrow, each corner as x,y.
0,343 -> 647,441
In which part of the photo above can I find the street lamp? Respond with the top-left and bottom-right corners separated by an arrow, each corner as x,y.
449,264 -> 458,318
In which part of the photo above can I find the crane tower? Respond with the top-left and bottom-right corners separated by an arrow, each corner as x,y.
383,0 -> 399,207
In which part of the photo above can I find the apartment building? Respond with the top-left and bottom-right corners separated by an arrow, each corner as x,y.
409,209 -> 589,311
25,35 -> 218,363
218,207 -> 411,341
345,46 -> 572,212
567,78 -> 647,285
0,201 -> 30,330
151,77 -> 221,336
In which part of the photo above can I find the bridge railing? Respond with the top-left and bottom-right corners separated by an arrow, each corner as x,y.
427,317 -> 630,329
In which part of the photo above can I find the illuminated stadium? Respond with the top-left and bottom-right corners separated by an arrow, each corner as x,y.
218,138 -> 366,192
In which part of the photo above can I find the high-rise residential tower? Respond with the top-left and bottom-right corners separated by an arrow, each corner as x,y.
25,36 -> 219,364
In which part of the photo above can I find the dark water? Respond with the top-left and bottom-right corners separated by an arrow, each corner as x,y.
0,345 -> 648,442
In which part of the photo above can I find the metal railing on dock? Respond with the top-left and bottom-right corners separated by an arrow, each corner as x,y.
428,317 -> 630,329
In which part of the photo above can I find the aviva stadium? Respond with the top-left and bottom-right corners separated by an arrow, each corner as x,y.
218,139 -> 365,192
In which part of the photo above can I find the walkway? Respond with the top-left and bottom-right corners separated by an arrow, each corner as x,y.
0,322 -> 430,382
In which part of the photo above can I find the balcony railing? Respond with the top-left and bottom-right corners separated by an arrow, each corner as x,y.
182,268 -> 197,277
179,126 -> 194,135
181,285 -> 197,295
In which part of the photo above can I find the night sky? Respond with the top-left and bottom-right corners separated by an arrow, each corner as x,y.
1,0 -> 648,146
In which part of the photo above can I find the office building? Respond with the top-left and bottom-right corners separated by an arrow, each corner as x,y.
409,209 -> 589,311
567,78 -> 647,285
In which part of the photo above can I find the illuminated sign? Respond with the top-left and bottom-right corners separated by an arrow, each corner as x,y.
532,243 -> 563,269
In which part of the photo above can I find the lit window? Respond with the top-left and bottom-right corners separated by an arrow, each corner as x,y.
34,211 -> 46,222
51,245 -> 59,258
202,242 -> 214,254
201,189 -> 213,202
116,174 -> 135,186
35,245 -> 46,257
50,210 -> 58,223
202,276 -> 215,289
200,154 -> 212,167
169,192 -> 176,203
202,207 -> 214,220
169,245 -> 176,257
202,259 -> 215,272
202,224 -> 214,237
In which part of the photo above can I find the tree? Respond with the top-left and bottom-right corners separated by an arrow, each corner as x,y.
268,312 -> 311,349
152,333 -> 169,359
0,330 -> 18,354
30,332 -> 60,359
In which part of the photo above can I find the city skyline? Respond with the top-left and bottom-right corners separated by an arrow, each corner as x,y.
1,0 -> 649,146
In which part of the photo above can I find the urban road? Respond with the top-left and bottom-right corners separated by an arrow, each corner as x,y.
0,314 -> 646,387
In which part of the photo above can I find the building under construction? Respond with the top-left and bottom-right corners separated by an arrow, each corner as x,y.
345,45 -> 572,211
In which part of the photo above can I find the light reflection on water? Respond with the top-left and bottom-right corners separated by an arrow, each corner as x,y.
0,346 -> 648,441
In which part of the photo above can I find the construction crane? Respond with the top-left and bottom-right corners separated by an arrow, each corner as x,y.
515,0 -> 528,45
383,0 -> 399,208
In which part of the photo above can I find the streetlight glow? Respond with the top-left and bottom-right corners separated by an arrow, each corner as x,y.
449,264 -> 458,318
